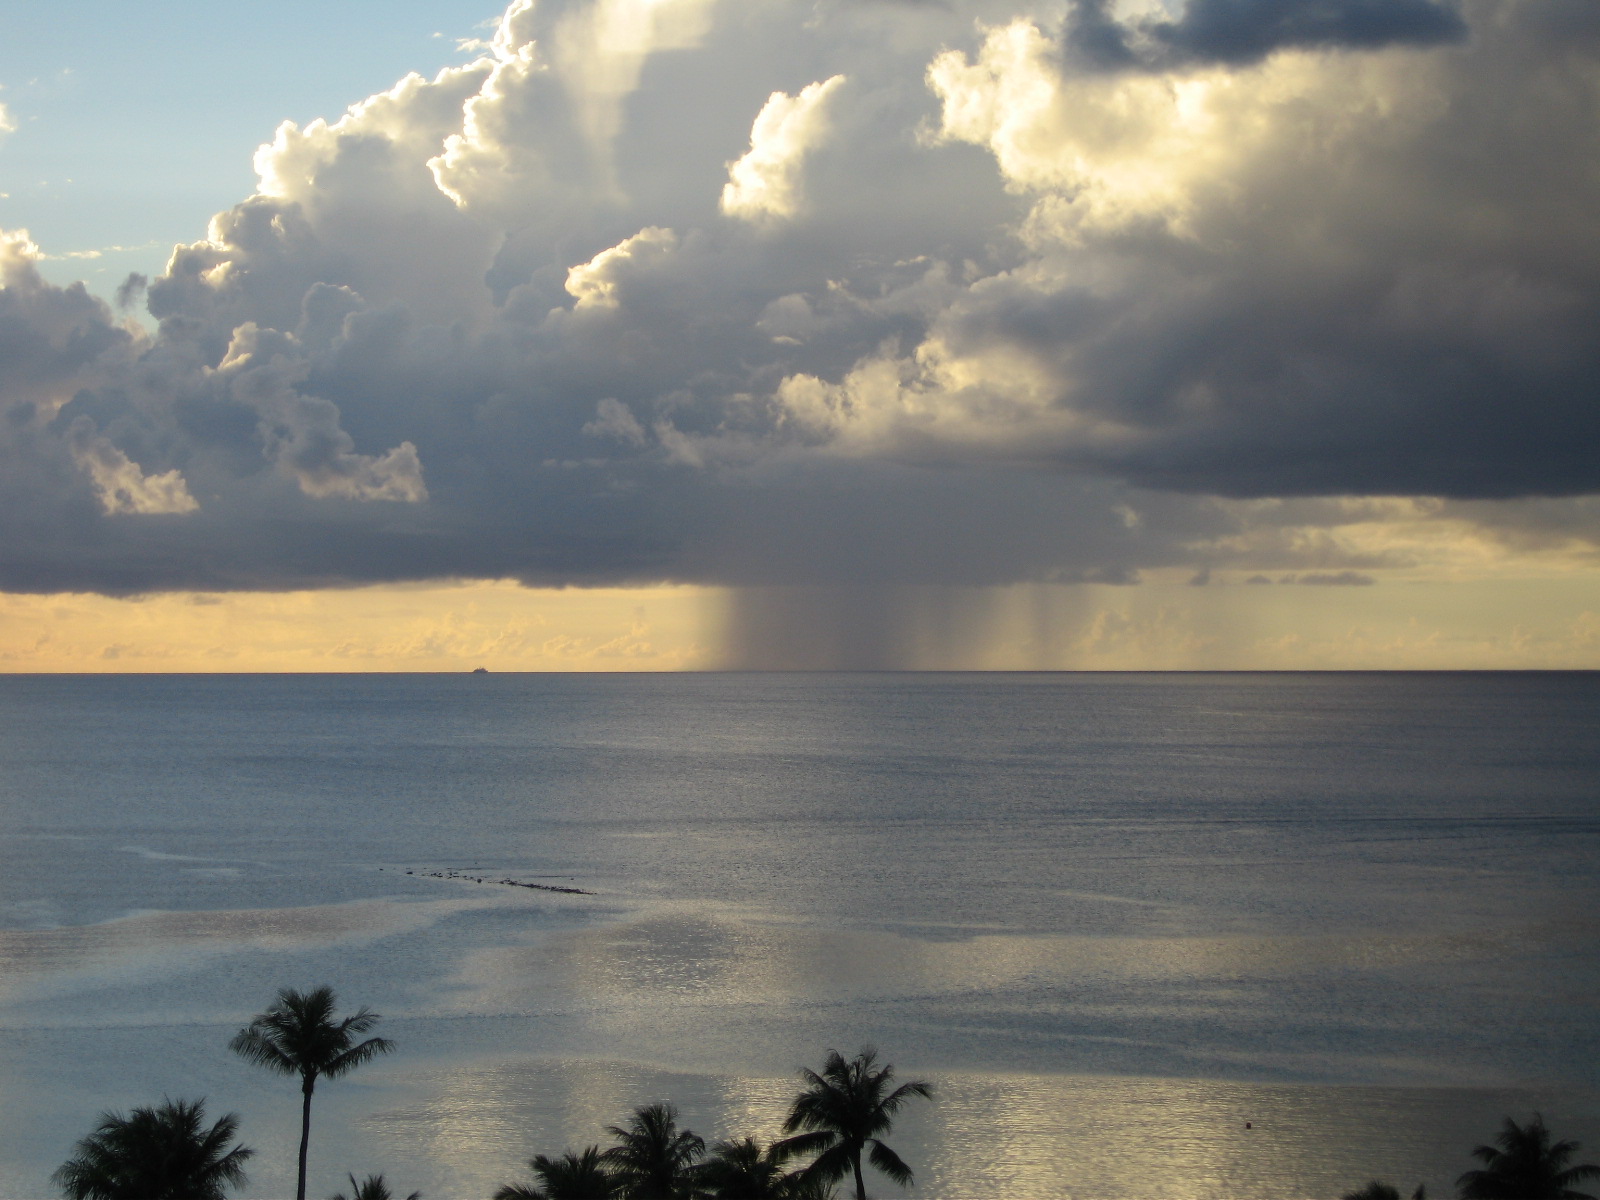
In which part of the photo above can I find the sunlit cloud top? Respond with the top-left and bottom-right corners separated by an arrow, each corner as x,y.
0,0 -> 1595,636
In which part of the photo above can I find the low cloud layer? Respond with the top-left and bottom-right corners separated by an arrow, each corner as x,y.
1,0 -> 1597,603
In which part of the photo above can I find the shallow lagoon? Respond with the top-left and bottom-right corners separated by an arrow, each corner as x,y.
1,672 -> 1597,1198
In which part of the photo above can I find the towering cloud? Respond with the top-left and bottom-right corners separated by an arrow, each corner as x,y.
722,76 -> 848,222
0,0 -> 1595,620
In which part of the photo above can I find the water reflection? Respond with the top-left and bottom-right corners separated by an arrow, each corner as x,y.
428,901 -> 1588,1090
360,1059 -> 1600,1200
2,673 -> 1597,1196
0,894 -> 504,1014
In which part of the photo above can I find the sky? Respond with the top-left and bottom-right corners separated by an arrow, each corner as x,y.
0,0 -> 1597,671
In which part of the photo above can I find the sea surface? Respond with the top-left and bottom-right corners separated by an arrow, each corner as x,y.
0,671 -> 1596,1199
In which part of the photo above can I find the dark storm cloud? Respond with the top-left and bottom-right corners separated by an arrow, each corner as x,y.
0,0 -> 1595,602
1060,0 -> 1142,68
919,0 -> 1600,499
1147,0 -> 1467,65
1062,0 -> 1465,70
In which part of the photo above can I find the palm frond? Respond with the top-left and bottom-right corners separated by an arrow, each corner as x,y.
228,1026 -> 300,1076
1340,1182 -> 1400,1200
327,1171 -> 422,1200
598,1101 -> 704,1197
325,1035 -> 397,1079
866,1140 -> 914,1188
879,1080 -> 934,1113
527,1147 -> 617,1200
771,1131 -> 833,1160
1458,1115 -> 1600,1200
781,1047 -> 933,1198
52,1097 -> 252,1200
797,1143 -> 853,1186
233,987 -> 395,1083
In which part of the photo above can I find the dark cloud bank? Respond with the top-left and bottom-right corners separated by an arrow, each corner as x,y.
1,0 -> 1596,614
1065,0 -> 1467,69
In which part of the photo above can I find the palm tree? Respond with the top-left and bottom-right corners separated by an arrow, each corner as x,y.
52,1097 -> 252,1200
1344,1183 -> 1425,1200
229,986 -> 395,1200
1457,1114 -> 1600,1199
599,1103 -> 705,1199
778,1047 -> 933,1200
328,1173 -> 420,1200
494,1147 -> 618,1200
698,1137 -> 831,1199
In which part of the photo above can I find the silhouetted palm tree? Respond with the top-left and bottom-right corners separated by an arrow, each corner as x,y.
52,1097 -> 253,1200
327,1172 -> 420,1200
778,1047 -> 933,1200
1457,1114 -> 1600,1199
599,1102 -> 705,1199
1344,1183 -> 1425,1200
230,986 -> 394,1200
699,1137 -> 832,1199
494,1147 -> 618,1200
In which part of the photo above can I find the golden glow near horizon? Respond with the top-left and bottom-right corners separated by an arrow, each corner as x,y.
0,581 -> 714,673
0,568 -> 1595,672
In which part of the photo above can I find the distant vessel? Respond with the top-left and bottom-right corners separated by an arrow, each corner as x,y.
472,666 -> 488,673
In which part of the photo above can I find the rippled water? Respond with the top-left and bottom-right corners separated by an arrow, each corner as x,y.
0,672 -> 1596,1198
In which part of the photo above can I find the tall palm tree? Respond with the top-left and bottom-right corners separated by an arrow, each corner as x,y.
1457,1114 -> 1600,1200
51,1097 -> 253,1200
494,1147 -> 617,1200
599,1103 -> 706,1199
778,1047 -> 933,1200
698,1137 -> 831,1200
327,1172 -> 420,1200
229,986 -> 394,1200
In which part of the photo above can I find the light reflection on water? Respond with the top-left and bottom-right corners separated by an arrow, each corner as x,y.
356,1059 -> 1600,1200
0,672 -> 1596,1197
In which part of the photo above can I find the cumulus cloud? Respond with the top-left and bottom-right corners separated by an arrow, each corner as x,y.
721,75 -> 848,222
0,0 -> 1596,645
214,323 -> 429,502
71,431 -> 200,516
896,0 -> 1600,497
566,226 -> 679,308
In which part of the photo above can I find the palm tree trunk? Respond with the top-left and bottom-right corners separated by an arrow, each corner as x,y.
852,1150 -> 867,1200
298,1076 -> 314,1200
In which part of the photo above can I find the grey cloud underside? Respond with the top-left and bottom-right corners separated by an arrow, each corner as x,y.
1154,0 -> 1465,64
1065,0 -> 1466,70
0,0 -> 1596,596
975,266 -> 1600,500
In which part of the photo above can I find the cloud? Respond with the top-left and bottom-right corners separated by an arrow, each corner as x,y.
1145,0 -> 1467,65
904,1 -> 1600,497
213,322 -> 429,502
0,0 -> 1594,641
566,226 -> 679,309
71,429 -> 200,516
721,76 -> 848,222
1060,0 -> 1467,71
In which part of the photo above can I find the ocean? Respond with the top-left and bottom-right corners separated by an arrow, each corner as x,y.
0,671 -> 1596,1199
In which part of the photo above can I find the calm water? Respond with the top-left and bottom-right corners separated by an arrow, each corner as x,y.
0,672 -> 1596,1199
